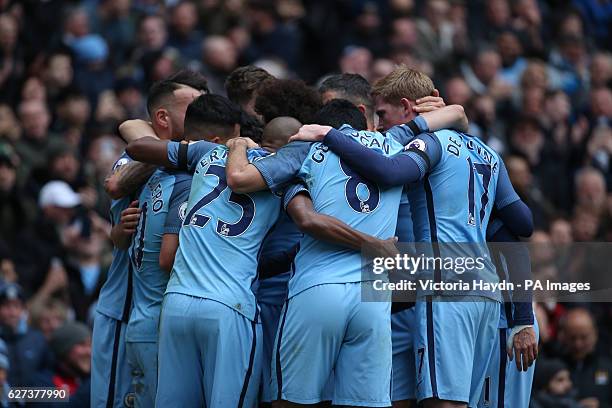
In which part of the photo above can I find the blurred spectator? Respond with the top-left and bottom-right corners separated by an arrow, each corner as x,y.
389,18 -> 418,55
506,154 -> 555,228
0,104 -> 20,143
201,36 -> 239,95
0,283 -> 50,388
168,1 -> 204,63
496,30 -> 528,88
572,0 -> 612,50
34,321 -> 91,402
88,0 -> 135,69
414,0 -> 456,70
53,90 -> 91,136
245,0 -> 301,70
574,167 -> 607,217
0,144 -> 36,239
15,101 -> 63,187
466,94 -> 504,153
29,298 -> 69,341
530,358 -> 581,408
114,77 -> 147,120
0,13 -> 24,105
42,52 -> 75,105
339,46 -> 373,82
444,76 -> 472,106
461,48 -> 512,101
0,338 -> 15,406
70,34 -> 114,109
558,308 -> 612,407
370,58 -> 395,84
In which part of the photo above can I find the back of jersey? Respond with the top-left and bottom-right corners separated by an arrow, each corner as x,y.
167,146 -> 281,321
290,127 -> 404,298
127,169 -> 191,342
408,130 -> 501,299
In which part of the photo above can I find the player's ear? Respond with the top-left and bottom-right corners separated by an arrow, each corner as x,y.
356,104 -> 367,115
154,108 -> 170,129
400,98 -> 412,116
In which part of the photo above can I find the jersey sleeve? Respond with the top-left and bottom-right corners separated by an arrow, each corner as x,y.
282,182 -> 310,210
489,224 -> 534,325
494,159 -> 520,210
323,129 -> 442,185
167,141 -> 218,172
384,116 -> 429,145
251,141 -> 311,194
164,174 -> 192,234
110,152 -> 133,174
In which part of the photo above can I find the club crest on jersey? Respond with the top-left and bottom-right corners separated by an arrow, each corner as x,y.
360,201 -> 371,213
178,202 -> 188,221
113,157 -> 130,171
405,138 -> 426,152
219,223 -> 230,236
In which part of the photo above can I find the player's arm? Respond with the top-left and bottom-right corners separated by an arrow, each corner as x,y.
493,160 -> 534,238
226,138 -> 310,194
105,161 -> 157,200
110,200 -> 141,250
159,175 -> 191,272
488,221 -> 537,371
159,234 -> 179,273
291,126 -> 441,186
420,104 -> 468,133
105,120 -> 160,199
127,138 -> 218,172
285,185 -> 397,253
225,138 -> 268,192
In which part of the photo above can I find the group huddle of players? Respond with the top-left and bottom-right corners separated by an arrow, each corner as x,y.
90,65 -> 538,408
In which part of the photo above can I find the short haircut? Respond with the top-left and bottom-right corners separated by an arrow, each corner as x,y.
319,73 -> 373,108
146,70 -> 209,115
372,66 -> 434,104
255,79 -> 322,124
184,94 -> 241,137
240,111 -> 264,143
225,66 -> 274,106
315,99 -> 367,131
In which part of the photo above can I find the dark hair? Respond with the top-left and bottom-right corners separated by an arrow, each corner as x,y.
240,111 -> 264,143
225,66 -> 274,106
315,99 -> 367,131
319,73 -> 373,108
146,70 -> 209,115
255,79 -> 322,124
184,94 -> 241,135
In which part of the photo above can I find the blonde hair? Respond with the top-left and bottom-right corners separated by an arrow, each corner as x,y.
372,66 -> 435,104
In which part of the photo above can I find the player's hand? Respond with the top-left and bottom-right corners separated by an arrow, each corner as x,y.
289,125 -> 333,143
507,326 -> 538,371
369,236 -> 399,259
119,200 -> 141,234
226,137 -> 259,149
413,90 -> 446,113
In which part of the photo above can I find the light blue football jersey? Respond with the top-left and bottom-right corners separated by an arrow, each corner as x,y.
164,141 -> 281,321
97,152 -> 135,321
252,125 -> 405,298
405,130 -> 515,300
126,169 -> 191,342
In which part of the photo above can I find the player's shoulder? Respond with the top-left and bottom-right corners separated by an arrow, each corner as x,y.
111,151 -> 132,172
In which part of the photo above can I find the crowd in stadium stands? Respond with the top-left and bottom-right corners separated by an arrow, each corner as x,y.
0,0 -> 609,406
